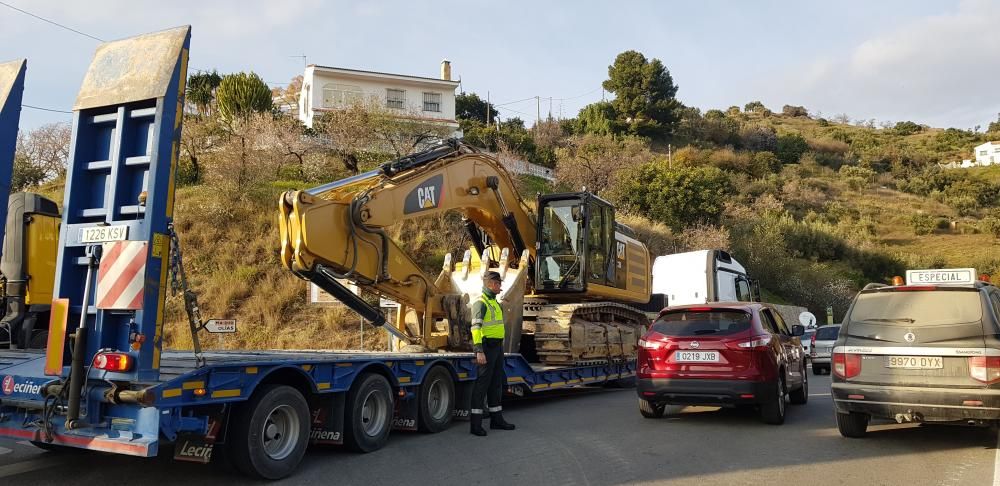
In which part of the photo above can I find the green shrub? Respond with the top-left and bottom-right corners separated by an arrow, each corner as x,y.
979,216 -> 1000,239
910,213 -> 935,235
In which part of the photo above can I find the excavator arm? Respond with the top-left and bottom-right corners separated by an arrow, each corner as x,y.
279,140 -> 536,349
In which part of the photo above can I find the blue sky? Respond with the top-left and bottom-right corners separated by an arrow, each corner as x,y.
2,0 -> 998,131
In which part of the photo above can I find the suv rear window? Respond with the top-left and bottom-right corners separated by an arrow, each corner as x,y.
848,289 -> 983,327
652,310 -> 751,337
815,326 -> 839,340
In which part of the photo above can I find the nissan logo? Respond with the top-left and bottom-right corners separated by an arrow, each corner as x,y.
689,341 -> 700,349
904,332 -> 916,343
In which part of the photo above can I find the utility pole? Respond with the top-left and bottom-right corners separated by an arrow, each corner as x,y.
548,97 -> 553,119
668,144 -> 672,169
536,96 -> 541,133
487,91 -> 491,126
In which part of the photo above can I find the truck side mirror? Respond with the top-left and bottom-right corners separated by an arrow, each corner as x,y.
791,324 -> 805,337
750,279 -> 762,302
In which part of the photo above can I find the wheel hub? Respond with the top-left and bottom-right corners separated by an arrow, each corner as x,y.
261,404 -> 300,461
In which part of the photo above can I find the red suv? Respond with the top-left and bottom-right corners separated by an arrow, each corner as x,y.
637,303 -> 809,424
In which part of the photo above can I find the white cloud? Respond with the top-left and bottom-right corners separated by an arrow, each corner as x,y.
765,0 -> 1000,128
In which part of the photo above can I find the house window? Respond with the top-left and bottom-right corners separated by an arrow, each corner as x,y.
981,150 -> 989,156
322,83 -> 362,108
994,147 -> 1000,153
423,92 -> 442,112
386,89 -> 405,110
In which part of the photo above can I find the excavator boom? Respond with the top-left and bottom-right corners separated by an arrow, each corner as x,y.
280,140 -> 537,348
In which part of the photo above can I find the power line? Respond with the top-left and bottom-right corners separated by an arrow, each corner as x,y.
495,96 -> 536,107
494,87 -> 601,108
494,105 -> 532,118
553,88 -> 601,101
0,1 -> 104,42
22,104 -> 72,114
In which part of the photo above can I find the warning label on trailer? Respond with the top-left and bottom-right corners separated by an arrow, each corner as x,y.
96,241 -> 148,310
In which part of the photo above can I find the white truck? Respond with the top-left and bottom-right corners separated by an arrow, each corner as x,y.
651,249 -> 758,305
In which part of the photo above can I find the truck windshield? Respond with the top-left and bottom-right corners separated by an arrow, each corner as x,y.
847,290 -> 983,326
537,200 -> 585,290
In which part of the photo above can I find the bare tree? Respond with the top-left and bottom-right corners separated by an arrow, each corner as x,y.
14,122 -> 72,182
314,99 -> 452,173
555,134 -> 653,195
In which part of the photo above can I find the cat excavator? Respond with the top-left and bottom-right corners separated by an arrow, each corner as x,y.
279,139 -> 654,365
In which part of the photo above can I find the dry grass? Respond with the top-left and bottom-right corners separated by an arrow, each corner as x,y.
162,183 -> 390,351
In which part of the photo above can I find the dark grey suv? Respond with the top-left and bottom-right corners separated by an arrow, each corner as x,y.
832,276 -> 1000,437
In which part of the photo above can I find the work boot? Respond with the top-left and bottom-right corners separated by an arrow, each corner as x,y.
470,414 -> 487,436
490,412 -> 516,430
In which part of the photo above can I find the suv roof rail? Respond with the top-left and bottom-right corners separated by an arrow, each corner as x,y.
863,283 -> 888,290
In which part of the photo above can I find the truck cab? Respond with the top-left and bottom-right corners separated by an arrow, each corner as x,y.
650,249 -> 758,306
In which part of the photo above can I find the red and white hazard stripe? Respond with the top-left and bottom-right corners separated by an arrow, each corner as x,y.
96,241 -> 147,310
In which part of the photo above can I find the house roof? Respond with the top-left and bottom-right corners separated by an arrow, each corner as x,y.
308,65 -> 460,88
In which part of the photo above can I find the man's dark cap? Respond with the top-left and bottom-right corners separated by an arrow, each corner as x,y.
484,271 -> 502,282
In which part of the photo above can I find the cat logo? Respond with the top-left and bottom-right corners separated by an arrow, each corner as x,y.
417,185 -> 437,209
404,174 -> 444,214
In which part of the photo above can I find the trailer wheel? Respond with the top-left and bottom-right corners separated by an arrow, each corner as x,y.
418,366 -> 455,433
228,385 -> 310,480
344,373 -> 394,452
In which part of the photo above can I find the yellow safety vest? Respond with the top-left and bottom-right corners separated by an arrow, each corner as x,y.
471,293 -> 505,347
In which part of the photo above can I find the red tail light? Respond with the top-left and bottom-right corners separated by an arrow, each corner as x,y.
969,357 -> 1000,384
93,352 -> 134,372
833,352 -> 861,378
687,307 -> 714,312
810,334 -> 816,347
726,335 -> 771,350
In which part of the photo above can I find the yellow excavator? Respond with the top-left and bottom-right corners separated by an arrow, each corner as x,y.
279,139 -> 655,365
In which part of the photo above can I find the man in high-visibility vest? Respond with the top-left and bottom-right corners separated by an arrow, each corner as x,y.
469,271 -> 516,436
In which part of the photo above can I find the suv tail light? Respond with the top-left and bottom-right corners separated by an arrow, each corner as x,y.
810,334 -> 816,352
969,357 -> 1000,384
93,352 -> 134,372
833,352 -> 861,378
727,335 -> 771,350
639,332 -> 668,350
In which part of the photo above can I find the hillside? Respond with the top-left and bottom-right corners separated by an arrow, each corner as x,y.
19,95 -> 1000,349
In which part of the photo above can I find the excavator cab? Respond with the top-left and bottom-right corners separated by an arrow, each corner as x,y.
535,192 -> 616,294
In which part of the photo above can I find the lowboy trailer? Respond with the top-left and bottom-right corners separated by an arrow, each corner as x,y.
0,27 -> 635,479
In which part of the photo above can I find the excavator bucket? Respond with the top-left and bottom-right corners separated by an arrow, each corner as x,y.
443,246 -> 529,353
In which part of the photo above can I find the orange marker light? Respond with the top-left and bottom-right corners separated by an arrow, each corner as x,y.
193,388 -> 207,397
891,276 -> 904,286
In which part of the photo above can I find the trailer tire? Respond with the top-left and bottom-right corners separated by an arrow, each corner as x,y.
228,384 -> 310,480
418,366 -> 455,433
344,373 -> 394,452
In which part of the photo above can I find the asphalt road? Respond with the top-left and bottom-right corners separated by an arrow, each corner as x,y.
1,374 -> 997,485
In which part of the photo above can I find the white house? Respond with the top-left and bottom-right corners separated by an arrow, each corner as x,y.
975,141 -> 1000,166
298,61 -> 460,135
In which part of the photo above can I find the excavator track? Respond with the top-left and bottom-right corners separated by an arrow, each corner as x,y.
533,302 -> 649,366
